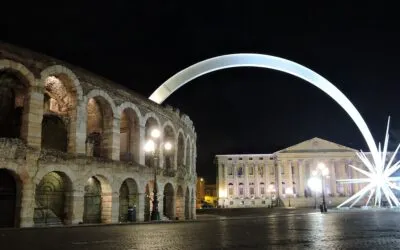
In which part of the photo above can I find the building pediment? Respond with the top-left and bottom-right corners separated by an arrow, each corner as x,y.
276,137 -> 356,154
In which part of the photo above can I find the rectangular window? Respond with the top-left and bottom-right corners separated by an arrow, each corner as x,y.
229,187 -> 233,196
250,187 -> 254,195
239,187 -> 244,195
249,167 -> 254,175
260,187 -> 265,195
228,166 -> 233,175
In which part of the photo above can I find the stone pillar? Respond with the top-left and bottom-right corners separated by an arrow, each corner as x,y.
287,161 -> 293,193
101,192 -> 113,223
111,192 -> 120,223
137,193 -> 146,222
19,181 -> 35,227
298,160 -> 305,197
276,162 -> 282,197
69,189 -> 84,224
21,86 -> 44,149
75,102 -> 87,155
244,163 -> 249,197
107,117 -> 120,161
329,160 -> 337,197
139,126 -> 145,165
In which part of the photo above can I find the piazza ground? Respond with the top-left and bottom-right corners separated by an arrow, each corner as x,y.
2,208 -> 400,249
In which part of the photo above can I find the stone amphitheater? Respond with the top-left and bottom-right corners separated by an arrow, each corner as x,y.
0,42 -> 197,227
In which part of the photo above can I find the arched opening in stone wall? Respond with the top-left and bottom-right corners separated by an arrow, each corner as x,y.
120,108 -> 140,162
163,125 -> 176,170
177,133 -> 184,167
185,187 -> 190,219
185,138 -> 191,174
34,171 -> 72,226
41,114 -> 68,152
86,97 -> 114,159
119,178 -> 139,222
83,175 -> 112,224
175,185 -> 184,220
144,117 -> 159,167
0,71 -> 28,139
163,183 -> 174,219
42,75 -> 77,153
0,169 -> 21,228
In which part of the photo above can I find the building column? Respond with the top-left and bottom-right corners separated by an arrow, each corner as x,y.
19,180 -> 35,227
138,126 -> 145,165
329,160 -> 337,197
137,193 -> 145,222
104,117 -> 120,161
111,192 -> 120,223
298,160 -> 305,197
69,189 -> 84,224
75,101 -> 87,155
21,86 -> 44,149
276,161 -> 282,197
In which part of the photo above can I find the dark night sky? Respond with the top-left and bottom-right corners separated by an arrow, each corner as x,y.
2,1 -> 400,183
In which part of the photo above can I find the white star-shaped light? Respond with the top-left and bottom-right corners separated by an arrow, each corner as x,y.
337,117 -> 400,208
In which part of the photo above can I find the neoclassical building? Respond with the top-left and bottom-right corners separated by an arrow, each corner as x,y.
216,137 -> 377,208
0,43 -> 197,228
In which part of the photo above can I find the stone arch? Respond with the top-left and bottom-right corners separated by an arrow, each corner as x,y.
0,65 -> 32,140
0,59 -> 35,86
162,122 -> 176,171
34,171 -> 73,226
185,136 -> 192,174
118,178 -> 139,222
142,112 -> 161,128
185,187 -> 190,219
144,114 -> 161,167
83,175 -> 112,224
175,185 -> 184,220
0,168 -> 22,227
177,130 -> 185,167
40,65 -> 83,101
163,183 -> 175,220
40,65 -> 83,153
149,53 -> 380,165
85,92 -> 115,159
119,105 -> 141,162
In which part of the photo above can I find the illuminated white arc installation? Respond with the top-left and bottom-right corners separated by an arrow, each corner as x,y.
149,53 -> 400,207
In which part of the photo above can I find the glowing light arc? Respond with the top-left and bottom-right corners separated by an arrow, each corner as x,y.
149,53 -> 379,164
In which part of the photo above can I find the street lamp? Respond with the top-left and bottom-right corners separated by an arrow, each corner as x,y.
144,128 -> 173,221
311,163 -> 329,212
267,184 -> 276,207
285,187 -> 293,207
307,176 -> 322,209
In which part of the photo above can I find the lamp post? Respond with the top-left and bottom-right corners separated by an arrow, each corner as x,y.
285,187 -> 293,207
144,128 -> 173,221
308,163 -> 329,213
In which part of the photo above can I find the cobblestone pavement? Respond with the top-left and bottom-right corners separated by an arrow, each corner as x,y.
2,209 -> 400,250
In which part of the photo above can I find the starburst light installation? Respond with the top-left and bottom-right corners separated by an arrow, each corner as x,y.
337,117 -> 400,208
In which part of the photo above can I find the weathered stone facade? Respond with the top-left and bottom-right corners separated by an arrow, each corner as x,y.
216,137 -> 380,208
0,43 -> 197,228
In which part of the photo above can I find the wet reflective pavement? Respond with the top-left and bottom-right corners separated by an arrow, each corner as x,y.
2,209 -> 400,249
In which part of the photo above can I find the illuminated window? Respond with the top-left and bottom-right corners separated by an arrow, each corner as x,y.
239,183 -> 244,195
228,183 -> 234,196
249,166 -> 254,175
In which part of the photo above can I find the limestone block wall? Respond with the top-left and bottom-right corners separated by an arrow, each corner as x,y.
0,43 -> 198,228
